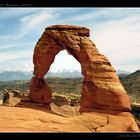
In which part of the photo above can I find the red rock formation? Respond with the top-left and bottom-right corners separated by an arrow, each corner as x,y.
29,25 -> 130,112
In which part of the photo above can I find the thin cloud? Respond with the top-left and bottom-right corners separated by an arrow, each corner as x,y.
92,13 -> 140,72
20,11 -> 55,33
0,8 -> 41,19
0,53 -> 20,62
0,42 -> 35,51
0,8 -> 56,43
0,50 -> 34,71
0,50 -> 33,62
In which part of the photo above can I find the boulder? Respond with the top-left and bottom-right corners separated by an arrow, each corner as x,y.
3,89 -> 10,103
52,94 -> 69,106
12,89 -> 21,97
70,98 -> 79,106
0,91 -> 4,105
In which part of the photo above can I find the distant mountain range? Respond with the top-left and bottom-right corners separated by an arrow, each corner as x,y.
46,69 -> 83,78
119,70 -> 140,102
0,69 -> 83,81
0,71 -> 33,81
116,70 -> 131,75
0,69 -> 132,81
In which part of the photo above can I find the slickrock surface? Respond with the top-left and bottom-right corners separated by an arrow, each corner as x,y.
0,105 -> 139,132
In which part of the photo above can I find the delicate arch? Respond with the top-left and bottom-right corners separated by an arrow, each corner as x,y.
29,25 -> 130,112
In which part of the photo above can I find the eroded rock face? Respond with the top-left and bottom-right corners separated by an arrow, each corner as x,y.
29,76 -> 52,104
29,25 -> 131,112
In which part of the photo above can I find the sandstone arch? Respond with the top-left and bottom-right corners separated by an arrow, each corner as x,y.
29,25 -> 130,112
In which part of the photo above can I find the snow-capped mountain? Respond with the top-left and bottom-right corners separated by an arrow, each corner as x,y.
46,69 -> 83,78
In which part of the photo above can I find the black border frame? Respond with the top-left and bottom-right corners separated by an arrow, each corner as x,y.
0,0 -> 140,139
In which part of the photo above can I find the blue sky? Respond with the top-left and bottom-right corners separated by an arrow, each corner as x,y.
0,8 -> 140,73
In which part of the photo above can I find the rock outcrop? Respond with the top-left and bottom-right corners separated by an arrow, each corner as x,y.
0,91 -> 4,105
2,89 -> 21,107
28,25 -> 130,112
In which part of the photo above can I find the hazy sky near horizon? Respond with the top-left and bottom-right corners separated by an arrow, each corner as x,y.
0,8 -> 140,73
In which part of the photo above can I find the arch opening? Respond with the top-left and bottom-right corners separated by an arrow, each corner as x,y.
45,50 -> 83,107
46,50 -> 82,73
